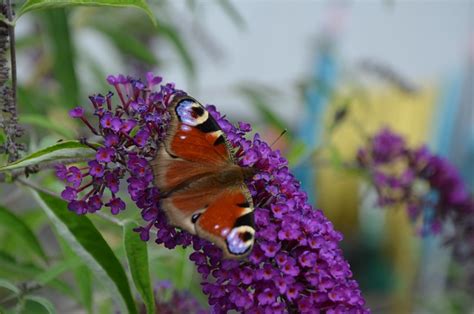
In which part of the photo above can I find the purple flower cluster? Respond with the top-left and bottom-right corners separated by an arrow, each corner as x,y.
57,73 -> 368,313
192,108 -> 367,313
139,281 -> 207,314
357,128 -> 474,261
56,73 -> 174,218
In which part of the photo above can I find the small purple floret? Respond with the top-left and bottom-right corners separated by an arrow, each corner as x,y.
69,107 -> 84,118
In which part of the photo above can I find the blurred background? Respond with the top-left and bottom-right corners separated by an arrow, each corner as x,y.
1,0 -> 472,313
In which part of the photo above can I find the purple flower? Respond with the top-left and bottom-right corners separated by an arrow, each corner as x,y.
96,147 -> 115,163
371,127 -> 405,163
61,186 -> 77,201
121,119 -> 137,133
55,164 -> 68,180
145,71 -> 163,87
104,134 -> 120,147
138,281 -> 208,314
134,129 -> 150,147
106,197 -> 125,215
68,200 -> 88,215
100,113 -> 114,128
65,166 -> 82,188
56,73 -> 368,312
88,160 -> 105,177
87,195 -> 103,213
69,107 -> 84,118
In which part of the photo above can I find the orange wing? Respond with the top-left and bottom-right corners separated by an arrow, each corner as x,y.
195,186 -> 255,258
160,183 -> 255,258
152,94 -> 233,195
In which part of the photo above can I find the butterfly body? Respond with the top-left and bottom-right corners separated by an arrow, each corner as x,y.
152,94 -> 256,258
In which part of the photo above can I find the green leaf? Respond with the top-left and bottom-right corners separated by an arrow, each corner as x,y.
0,206 -> 48,262
20,114 -> 75,138
18,0 -> 156,26
0,129 -> 5,145
42,9 -> 79,107
17,85 -> 54,114
237,85 -> 290,138
0,251 -> 75,298
216,0 -> 245,29
328,145 -> 343,168
74,265 -> 93,314
0,140 -> 98,172
0,278 -> 19,295
155,20 -> 195,77
24,296 -> 57,314
123,221 -> 155,314
57,236 -> 93,314
96,25 -> 158,65
32,191 -> 137,314
34,257 -> 83,285
286,140 -> 307,166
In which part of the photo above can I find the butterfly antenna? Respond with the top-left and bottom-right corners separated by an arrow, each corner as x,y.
270,129 -> 287,148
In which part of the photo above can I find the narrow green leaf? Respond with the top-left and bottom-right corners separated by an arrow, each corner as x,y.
286,141 -> 307,167
57,236 -> 93,314
42,9 -> 79,107
18,0 -> 156,26
34,257 -> 83,285
0,140 -> 98,172
217,0 -> 245,29
0,206 -> 48,262
237,86 -> 290,138
0,129 -> 5,144
20,114 -> 75,138
96,25 -> 158,65
17,85 -> 54,114
32,191 -> 137,314
123,221 -> 155,314
0,251 -> 75,298
328,145 -> 343,168
0,278 -> 19,295
155,20 -> 195,77
24,296 -> 57,314
74,265 -> 93,314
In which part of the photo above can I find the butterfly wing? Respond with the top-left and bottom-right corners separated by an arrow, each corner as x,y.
152,94 -> 233,195
160,182 -> 255,258
194,186 -> 255,258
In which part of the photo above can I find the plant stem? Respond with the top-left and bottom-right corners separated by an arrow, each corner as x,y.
0,0 -> 23,162
4,0 -> 14,104
17,177 -> 59,197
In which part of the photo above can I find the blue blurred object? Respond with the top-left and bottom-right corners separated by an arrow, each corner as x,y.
293,38 -> 338,205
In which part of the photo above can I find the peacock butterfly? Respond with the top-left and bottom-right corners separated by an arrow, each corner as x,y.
151,93 -> 256,258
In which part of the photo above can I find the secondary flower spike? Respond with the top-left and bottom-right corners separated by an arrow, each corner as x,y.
57,73 -> 368,313
357,128 -> 474,271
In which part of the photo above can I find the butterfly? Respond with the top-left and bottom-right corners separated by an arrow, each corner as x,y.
152,93 -> 256,258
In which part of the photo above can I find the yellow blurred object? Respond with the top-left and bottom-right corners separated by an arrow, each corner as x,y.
316,85 -> 438,313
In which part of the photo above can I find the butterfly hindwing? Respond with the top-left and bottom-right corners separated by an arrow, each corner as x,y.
195,186 -> 255,257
